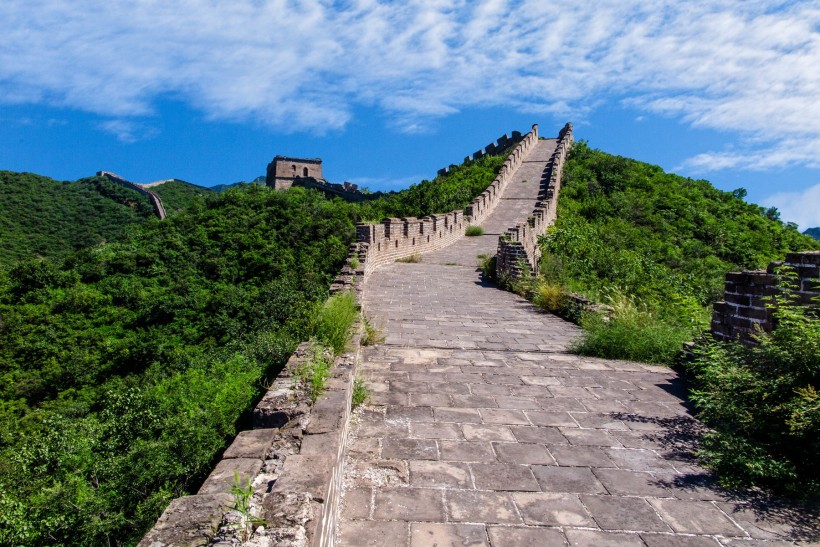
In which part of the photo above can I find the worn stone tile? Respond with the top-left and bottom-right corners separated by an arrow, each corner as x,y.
640,534 -> 721,546
451,394 -> 499,408
531,465 -> 607,494
486,526 -> 567,547
370,391 -> 410,406
428,381 -> 471,395
714,501 -> 805,540
381,438 -> 438,460
522,375 -> 562,386
222,429 -> 278,459
342,487 -> 371,519
347,436 -> 381,460
565,529 -> 644,547
439,441 -> 497,462
411,421 -> 463,440
447,490 -> 521,524
493,442 -> 555,465
387,405 -> 435,423
434,407 -> 483,423
648,499 -> 745,536
581,399 -> 630,413
470,383 -> 512,397
373,487 -> 445,521
508,384 -> 554,397
550,386 -> 597,399
651,472 -> 729,501
493,395 -> 541,409
570,412 -> 629,430
410,523 -> 489,547
525,411 -> 578,427
471,463 -> 540,491
389,380 -> 430,393
513,492 -> 595,526
603,448 -> 676,472
409,460 -> 472,488
356,418 -> 409,438
410,393 -> 452,407
609,430 -> 664,449
338,520 -> 409,546
536,397 -> 588,412
550,446 -> 615,467
560,428 -> 621,447
581,495 -> 672,532
347,459 -> 408,487
462,424 -> 516,442
510,425 -> 568,445
479,408 -> 530,425
593,468 -> 670,497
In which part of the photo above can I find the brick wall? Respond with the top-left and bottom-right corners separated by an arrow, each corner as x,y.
330,125 -> 541,294
496,123 -> 573,280
711,251 -> 820,344
436,130 -> 525,177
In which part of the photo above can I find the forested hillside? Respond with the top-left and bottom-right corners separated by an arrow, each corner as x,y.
538,141 -> 819,362
0,172 -> 155,263
0,155 -> 505,546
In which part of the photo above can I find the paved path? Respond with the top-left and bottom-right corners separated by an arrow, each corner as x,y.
336,143 -> 815,546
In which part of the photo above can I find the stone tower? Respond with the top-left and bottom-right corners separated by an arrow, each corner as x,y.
266,156 -> 323,190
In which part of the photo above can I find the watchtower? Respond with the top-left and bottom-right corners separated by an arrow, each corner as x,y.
266,156 -> 323,190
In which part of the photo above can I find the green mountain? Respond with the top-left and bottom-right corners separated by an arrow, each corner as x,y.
0,171 -> 155,264
540,140 -> 819,363
804,227 -> 820,240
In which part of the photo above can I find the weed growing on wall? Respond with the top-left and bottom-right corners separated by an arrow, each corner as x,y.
314,291 -> 359,355
351,376 -> 370,409
361,315 -> 385,346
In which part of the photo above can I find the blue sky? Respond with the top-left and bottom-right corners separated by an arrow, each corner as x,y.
1,1 -> 819,229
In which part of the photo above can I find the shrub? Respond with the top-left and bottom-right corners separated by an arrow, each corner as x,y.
351,376 -> 369,409
314,292 -> 359,355
395,253 -> 421,263
533,281 -> 568,313
477,254 -> 496,282
361,315 -> 384,346
465,225 -> 484,236
571,290 -> 693,365
684,284 -> 820,496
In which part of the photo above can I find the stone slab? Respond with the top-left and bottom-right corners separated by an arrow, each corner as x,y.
222,428 -> 279,459
198,458 -> 263,495
138,494 -> 231,547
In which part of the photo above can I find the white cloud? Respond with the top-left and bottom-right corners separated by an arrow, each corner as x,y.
1,1 -> 819,172
97,120 -> 158,143
763,183 -> 820,230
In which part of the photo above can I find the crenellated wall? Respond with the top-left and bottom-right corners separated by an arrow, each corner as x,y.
97,171 -> 167,220
330,125 -> 541,294
496,123 -> 573,280
711,251 -> 820,344
436,130 -> 524,177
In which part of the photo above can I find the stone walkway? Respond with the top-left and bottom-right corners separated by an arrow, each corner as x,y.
335,143 -> 816,546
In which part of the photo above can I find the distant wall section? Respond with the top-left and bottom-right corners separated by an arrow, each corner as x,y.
330,125 -> 541,294
496,123 -> 573,280
97,171 -> 167,220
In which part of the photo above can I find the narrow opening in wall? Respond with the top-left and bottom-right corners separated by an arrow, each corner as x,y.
427,235 -> 430,243
395,240 -> 398,248
378,242 -> 381,252
412,238 -> 415,245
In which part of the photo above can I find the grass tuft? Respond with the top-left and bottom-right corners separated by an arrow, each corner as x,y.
396,253 -> 422,263
465,225 -> 484,236
314,291 -> 359,355
351,375 -> 370,409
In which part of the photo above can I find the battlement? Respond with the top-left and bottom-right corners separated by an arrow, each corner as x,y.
711,251 -> 820,344
436,130 -> 524,177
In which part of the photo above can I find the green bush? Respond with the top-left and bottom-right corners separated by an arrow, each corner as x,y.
314,291 -> 359,355
571,291 -> 694,364
684,283 -> 820,496
465,225 -> 484,236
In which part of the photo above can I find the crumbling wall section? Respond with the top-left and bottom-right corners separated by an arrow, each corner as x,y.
711,251 -> 820,344
496,123 -> 573,280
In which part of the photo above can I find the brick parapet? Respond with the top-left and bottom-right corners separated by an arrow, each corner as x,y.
97,171 -> 167,220
711,251 -> 820,344
436,130 -> 524,177
330,125 -> 541,294
496,122 -> 573,280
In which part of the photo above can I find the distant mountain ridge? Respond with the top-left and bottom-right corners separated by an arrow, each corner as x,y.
804,227 -> 820,240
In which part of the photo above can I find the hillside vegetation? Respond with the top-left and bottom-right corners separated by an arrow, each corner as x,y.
536,141 -> 818,364
805,227 -> 820,240
0,172 -> 155,263
0,154 -> 505,546
150,179 -> 214,215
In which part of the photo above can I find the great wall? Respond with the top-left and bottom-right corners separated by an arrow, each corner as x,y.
140,124 -> 818,546
97,171 -> 170,219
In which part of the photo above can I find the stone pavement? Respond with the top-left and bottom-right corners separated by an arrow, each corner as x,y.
335,144 -> 817,546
